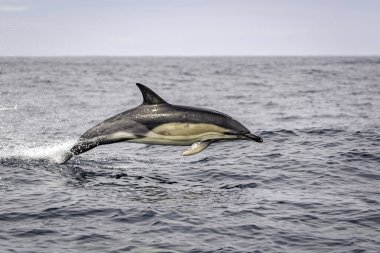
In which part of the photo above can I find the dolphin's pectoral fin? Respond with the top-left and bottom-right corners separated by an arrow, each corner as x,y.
182,141 -> 212,156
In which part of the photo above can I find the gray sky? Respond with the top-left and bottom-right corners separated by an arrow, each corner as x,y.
1,0 -> 379,56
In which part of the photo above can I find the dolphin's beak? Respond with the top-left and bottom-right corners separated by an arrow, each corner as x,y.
242,133 -> 263,143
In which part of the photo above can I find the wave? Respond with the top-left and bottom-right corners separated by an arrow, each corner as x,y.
260,129 -> 299,137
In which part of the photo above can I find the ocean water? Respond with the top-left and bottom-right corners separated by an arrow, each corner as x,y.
0,57 -> 379,252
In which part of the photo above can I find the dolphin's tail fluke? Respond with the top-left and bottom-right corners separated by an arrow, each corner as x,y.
59,150 -> 74,164
243,133 -> 263,143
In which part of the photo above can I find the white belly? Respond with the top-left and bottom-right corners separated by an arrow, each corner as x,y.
129,132 -> 234,146
134,123 -> 237,145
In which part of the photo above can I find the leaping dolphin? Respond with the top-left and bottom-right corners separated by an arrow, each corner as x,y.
62,83 -> 262,163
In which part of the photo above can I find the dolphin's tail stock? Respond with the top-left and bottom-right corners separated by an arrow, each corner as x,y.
59,140 -> 101,164
71,139 -> 103,154
60,140 -> 99,164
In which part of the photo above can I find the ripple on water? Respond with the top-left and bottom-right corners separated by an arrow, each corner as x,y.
1,57 -> 379,252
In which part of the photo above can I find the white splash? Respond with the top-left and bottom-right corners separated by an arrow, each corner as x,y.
0,140 -> 76,164
0,105 -> 18,111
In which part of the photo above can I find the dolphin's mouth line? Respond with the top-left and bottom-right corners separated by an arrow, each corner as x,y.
224,131 -> 263,143
241,133 -> 263,143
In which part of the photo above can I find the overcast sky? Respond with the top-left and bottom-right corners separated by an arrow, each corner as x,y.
0,0 -> 379,56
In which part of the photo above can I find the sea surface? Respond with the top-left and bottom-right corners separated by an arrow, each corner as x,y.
0,57 -> 379,253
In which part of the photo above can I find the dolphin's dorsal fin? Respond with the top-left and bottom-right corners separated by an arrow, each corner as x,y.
136,83 -> 168,105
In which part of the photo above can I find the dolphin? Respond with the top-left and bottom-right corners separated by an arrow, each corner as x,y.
62,83 -> 262,163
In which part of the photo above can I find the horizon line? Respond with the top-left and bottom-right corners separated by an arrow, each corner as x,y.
1,54 -> 380,58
